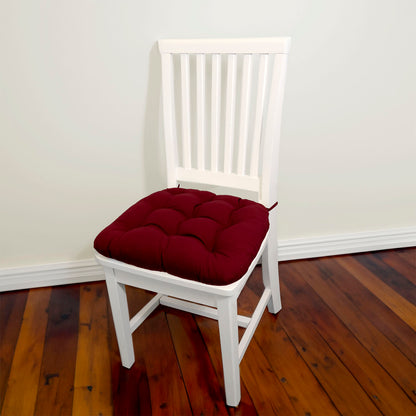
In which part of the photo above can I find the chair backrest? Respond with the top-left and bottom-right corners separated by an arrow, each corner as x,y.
158,38 -> 290,206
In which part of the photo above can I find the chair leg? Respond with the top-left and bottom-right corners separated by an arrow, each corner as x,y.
217,297 -> 241,407
105,268 -> 135,368
262,211 -> 282,314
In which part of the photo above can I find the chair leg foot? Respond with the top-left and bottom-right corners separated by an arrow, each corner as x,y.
267,298 -> 282,315
105,269 -> 135,367
264,266 -> 282,314
217,297 -> 241,407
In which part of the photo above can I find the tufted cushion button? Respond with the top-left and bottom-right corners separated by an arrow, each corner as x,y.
94,188 -> 270,286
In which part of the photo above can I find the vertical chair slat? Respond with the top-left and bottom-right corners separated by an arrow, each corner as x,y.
224,54 -> 237,174
180,54 -> 192,169
211,54 -> 221,172
160,53 -> 177,187
196,54 -> 206,170
237,54 -> 253,175
250,54 -> 269,177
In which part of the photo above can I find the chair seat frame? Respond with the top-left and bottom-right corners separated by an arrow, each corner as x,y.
96,218 -> 280,406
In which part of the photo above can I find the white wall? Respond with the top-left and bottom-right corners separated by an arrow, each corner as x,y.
1,0 -> 415,268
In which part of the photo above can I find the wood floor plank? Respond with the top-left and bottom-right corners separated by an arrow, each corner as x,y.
278,301 -> 383,416
0,289 -> 28,411
139,307 -> 192,415
281,262 -> 416,415
290,259 -> 416,404
255,314 -> 340,416
354,253 -> 416,304
110,286 -> 152,416
242,274 -> 340,416
72,283 -> 113,416
166,310 -> 229,415
238,268 -> 262,316
395,248 -> 416,268
375,250 -> 416,286
0,288 -> 51,416
34,285 -> 80,416
194,315 -> 258,415
314,256 -> 416,364
336,256 -> 416,331
240,338 -> 298,416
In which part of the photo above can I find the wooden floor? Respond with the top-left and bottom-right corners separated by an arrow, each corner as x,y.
0,248 -> 415,415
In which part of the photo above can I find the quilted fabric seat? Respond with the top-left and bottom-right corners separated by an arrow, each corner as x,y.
94,188 -> 270,286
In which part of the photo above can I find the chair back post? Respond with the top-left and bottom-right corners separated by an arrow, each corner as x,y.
160,52 -> 179,188
260,52 -> 290,206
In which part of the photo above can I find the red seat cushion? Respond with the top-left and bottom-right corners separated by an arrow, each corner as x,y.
94,188 -> 269,286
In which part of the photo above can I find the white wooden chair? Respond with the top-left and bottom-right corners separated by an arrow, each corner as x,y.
94,37 -> 290,407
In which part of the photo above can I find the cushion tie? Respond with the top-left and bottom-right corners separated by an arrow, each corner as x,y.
267,201 -> 278,211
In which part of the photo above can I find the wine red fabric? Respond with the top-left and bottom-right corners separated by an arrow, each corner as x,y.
94,188 -> 269,286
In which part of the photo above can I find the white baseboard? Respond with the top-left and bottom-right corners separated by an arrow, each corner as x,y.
278,226 -> 416,261
0,259 -> 104,292
1,227 -> 415,292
